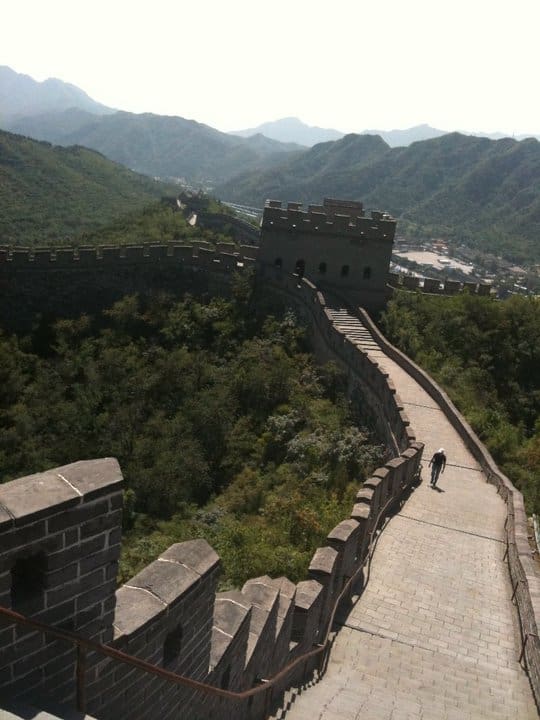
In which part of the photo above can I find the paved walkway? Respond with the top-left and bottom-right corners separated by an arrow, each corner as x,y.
276,308 -> 537,719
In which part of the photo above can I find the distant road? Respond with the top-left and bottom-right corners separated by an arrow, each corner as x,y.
222,201 -> 263,220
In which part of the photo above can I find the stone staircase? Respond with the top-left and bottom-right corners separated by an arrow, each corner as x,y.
324,306 -> 382,356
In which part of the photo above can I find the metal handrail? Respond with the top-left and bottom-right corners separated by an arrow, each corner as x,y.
0,472 -> 418,715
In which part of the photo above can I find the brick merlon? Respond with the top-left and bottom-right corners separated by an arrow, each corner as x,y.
242,579 -> 280,614
126,557 -> 200,606
114,585 -> 167,637
160,539 -> 220,576
54,458 -> 124,499
214,591 -> 252,638
351,503 -> 371,521
327,519 -> 359,544
308,546 -> 338,576
0,458 -> 122,524
294,580 -> 323,612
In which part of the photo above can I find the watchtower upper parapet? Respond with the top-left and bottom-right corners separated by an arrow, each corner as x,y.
261,199 -> 396,242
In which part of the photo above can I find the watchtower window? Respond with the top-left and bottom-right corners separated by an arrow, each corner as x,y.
274,257 -> 283,268
318,262 -> 327,275
341,265 -> 350,277
363,266 -> 372,280
163,625 -> 183,667
11,553 -> 47,614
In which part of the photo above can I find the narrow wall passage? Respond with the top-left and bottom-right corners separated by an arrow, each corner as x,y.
274,307 -> 536,720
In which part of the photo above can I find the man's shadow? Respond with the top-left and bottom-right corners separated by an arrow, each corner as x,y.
429,485 -> 445,493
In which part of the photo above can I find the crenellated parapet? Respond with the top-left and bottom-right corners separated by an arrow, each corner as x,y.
388,272 -> 494,297
0,243 -> 258,268
261,199 -> 396,241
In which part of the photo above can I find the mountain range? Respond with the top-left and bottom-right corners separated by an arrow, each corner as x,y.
1,66 -> 303,185
231,118 -> 451,148
230,118 -> 540,148
230,117 -> 344,147
215,132 -> 540,264
1,66 -> 540,264
6,108 -> 304,184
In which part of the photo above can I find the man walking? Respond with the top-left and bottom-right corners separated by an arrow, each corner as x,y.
428,448 -> 447,487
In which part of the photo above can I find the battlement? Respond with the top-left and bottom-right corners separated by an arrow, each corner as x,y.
388,272 -> 495,297
261,198 -> 395,240
0,459 -> 123,703
0,243 -> 258,268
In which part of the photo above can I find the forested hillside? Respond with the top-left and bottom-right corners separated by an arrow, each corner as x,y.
216,132 -> 540,264
380,291 -> 540,514
77,200 -> 234,248
0,130 -> 172,245
0,285 -> 382,588
216,134 -> 389,206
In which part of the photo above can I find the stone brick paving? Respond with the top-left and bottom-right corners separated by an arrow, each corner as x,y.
274,309 -> 537,719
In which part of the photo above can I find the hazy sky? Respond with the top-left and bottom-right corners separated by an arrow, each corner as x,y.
2,0 -> 539,136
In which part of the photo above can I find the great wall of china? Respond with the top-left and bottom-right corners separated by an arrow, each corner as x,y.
0,199 -> 538,719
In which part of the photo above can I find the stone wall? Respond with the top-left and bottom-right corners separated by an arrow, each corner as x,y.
194,212 -> 260,246
0,273 -> 423,720
388,272 -> 494,296
255,265 -> 414,456
0,459 -> 123,703
0,245 -> 255,334
2,256 -> 538,717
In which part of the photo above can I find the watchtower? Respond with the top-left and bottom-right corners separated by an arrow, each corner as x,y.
258,198 -> 396,311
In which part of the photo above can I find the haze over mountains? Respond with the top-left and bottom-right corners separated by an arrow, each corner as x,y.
1,66 -> 540,265
0,66 -> 113,123
231,117 -> 451,148
230,117 -> 344,147
1,67 -> 302,184
7,108 -> 302,184
230,117 -> 540,148
2,66 -> 537,161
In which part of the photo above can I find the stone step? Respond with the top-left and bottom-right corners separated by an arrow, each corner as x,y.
338,332 -> 376,341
